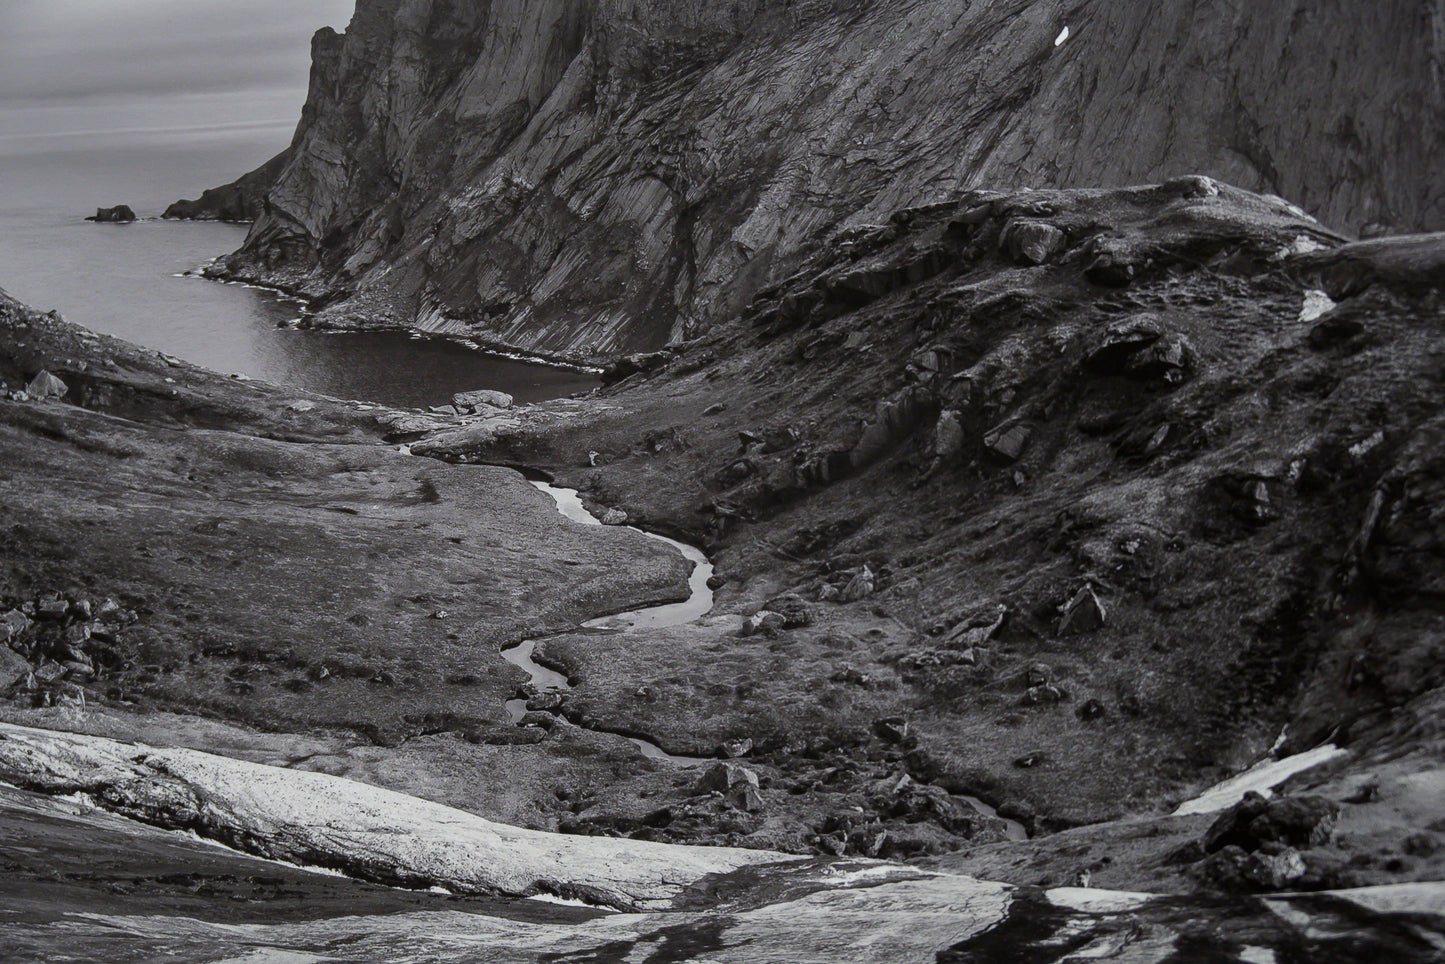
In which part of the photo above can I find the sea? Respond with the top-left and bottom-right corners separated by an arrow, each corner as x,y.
0,124 -> 597,410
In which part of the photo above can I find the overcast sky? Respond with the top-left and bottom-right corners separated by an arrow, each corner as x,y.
0,0 -> 355,144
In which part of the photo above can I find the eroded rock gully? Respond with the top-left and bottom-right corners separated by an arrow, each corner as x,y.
176,0 -> 1445,363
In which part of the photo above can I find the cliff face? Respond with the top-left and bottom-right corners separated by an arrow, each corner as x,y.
196,0 -> 1445,361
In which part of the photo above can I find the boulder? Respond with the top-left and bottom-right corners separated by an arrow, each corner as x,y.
999,219 -> 1068,265
840,565 -> 875,602
873,717 -> 910,744
720,737 -> 754,758
1126,331 -> 1196,383
86,205 -> 137,223
36,595 -> 69,620
1083,314 -> 1165,374
740,611 -> 786,637
602,351 -> 672,385
1058,586 -> 1107,635
0,646 -> 31,688
762,593 -> 814,628
726,783 -> 765,812
983,420 -> 1032,462
600,508 -> 629,526
697,761 -> 759,795
452,389 -> 514,411
1,610 -> 32,642
1202,792 -> 1340,853
1195,843 -> 1308,892
933,410 -> 965,459
25,371 -> 68,400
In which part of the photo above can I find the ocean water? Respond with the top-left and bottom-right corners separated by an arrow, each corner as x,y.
0,129 -> 597,409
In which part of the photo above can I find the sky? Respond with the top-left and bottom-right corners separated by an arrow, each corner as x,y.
0,0 -> 356,151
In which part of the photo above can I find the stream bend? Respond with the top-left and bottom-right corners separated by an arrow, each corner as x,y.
500,480 -> 713,766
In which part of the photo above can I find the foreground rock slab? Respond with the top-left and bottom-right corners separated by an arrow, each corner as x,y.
0,722 -> 782,910
0,727 -> 1440,962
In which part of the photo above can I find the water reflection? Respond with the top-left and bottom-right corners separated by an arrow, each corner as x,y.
0,216 -> 597,410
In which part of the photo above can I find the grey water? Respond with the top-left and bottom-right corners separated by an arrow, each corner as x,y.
0,134 -> 597,409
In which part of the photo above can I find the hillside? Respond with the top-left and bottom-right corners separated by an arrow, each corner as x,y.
176,0 -> 1445,363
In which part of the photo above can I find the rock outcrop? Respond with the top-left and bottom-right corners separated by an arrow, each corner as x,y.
185,0 -> 1445,364
86,205 -> 136,223
162,149 -> 289,222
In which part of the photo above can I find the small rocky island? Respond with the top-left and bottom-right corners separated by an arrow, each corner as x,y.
85,204 -> 137,223
9,0 -> 1445,960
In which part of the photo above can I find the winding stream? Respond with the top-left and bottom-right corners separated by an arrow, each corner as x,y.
501,481 -> 713,766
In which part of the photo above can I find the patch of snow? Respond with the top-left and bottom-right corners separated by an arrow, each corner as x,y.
1046,887 -> 1152,913
1054,25 -> 1070,46
1173,744 -> 1348,816
1299,289 -> 1336,322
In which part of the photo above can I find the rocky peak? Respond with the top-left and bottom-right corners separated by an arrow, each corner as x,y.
176,1 -> 1444,364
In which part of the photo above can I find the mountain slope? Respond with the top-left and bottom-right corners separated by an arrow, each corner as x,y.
183,0 -> 1445,363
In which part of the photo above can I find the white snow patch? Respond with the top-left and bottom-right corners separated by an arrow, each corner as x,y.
1054,25 -> 1070,46
1173,744 -> 1348,816
1299,289 -> 1337,322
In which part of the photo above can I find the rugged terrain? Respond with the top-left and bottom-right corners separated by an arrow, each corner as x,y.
3,0 -> 1443,958
174,0 -> 1445,362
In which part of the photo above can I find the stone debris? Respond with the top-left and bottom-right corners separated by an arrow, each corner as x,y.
839,565 -> 875,602
697,761 -> 759,795
25,370 -> 68,400
452,389 -> 514,411
1058,586 -> 1107,635
984,420 -> 1032,462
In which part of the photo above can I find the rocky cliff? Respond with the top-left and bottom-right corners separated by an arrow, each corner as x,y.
184,0 -> 1445,363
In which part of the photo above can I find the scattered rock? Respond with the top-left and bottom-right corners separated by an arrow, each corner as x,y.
873,717 -> 910,744
984,420 -> 1032,462
1058,586 -> 1107,635
705,574 -> 727,591
285,400 -> 316,413
762,593 -> 814,628
1202,792 -> 1340,854
933,410 -> 965,459
36,596 -> 69,620
726,783 -> 765,812
1022,683 -> 1068,705
999,219 -> 1068,265
452,389 -> 514,411
839,565 -> 875,602
526,691 -> 565,713
739,611 -> 786,637
696,761 -> 759,795
1,610 -> 32,642
720,737 -> 753,758
600,508 -> 629,526
1076,698 -> 1107,720
25,371 -> 68,400
1024,662 -> 1053,686
1083,314 -> 1165,374
702,402 -> 726,416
